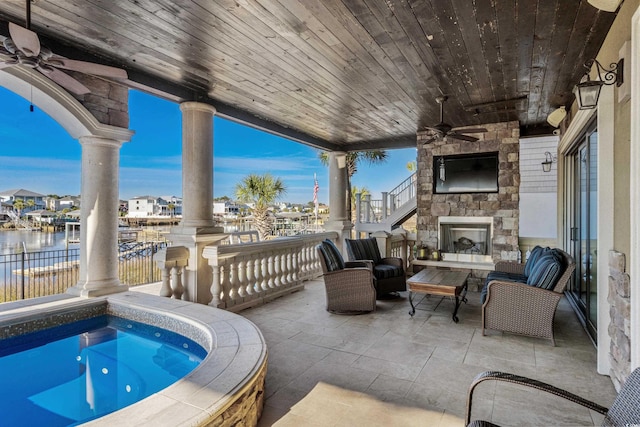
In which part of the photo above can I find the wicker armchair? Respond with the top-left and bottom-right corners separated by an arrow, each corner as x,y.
345,237 -> 406,298
316,242 -> 376,314
482,249 -> 575,345
466,369 -> 640,426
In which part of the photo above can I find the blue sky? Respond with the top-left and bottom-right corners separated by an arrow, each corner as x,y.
0,87 -> 416,204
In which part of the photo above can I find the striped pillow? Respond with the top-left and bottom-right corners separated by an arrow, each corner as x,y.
345,238 -> 382,264
524,245 -> 547,277
321,240 -> 345,272
526,252 -> 563,290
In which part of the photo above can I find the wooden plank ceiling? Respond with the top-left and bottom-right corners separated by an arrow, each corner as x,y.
0,0 -> 618,151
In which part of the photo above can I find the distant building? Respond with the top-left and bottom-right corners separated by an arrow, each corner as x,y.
46,195 -> 80,211
127,195 -> 182,217
213,201 -> 246,218
127,196 -> 156,218
0,189 -> 46,213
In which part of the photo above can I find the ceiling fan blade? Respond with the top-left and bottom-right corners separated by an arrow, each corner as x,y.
8,22 -> 40,57
57,59 -> 128,79
422,136 -> 438,145
37,66 -> 90,95
454,127 -> 488,133
446,132 -> 479,142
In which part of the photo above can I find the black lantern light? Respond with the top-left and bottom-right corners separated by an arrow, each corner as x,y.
574,58 -> 624,110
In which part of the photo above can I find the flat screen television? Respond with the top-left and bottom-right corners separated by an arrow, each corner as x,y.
433,152 -> 499,194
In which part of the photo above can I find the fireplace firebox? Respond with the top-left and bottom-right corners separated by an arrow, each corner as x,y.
438,216 -> 493,263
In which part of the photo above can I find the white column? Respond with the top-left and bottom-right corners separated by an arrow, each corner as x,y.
68,136 -> 127,297
180,102 -> 216,228
324,151 -> 353,250
169,101 -> 225,304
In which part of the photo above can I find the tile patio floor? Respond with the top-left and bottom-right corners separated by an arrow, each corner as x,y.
239,279 -> 618,427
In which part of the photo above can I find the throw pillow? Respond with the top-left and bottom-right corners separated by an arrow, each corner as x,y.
322,239 -> 345,271
524,245 -> 547,277
526,251 -> 563,290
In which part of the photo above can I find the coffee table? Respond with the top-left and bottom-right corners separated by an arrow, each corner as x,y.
407,268 -> 470,322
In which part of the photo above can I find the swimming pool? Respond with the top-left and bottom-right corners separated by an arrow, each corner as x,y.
0,315 -> 207,426
0,292 -> 268,426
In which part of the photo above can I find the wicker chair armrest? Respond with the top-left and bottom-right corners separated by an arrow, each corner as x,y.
345,260 -> 374,271
380,257 -> 404,269
465,371 -> 608,426
493,261 -> 526,275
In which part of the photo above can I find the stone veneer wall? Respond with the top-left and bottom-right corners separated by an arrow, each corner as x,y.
416,120 -> 520,262
608,249 -> 631,391
72,72 -> 130,128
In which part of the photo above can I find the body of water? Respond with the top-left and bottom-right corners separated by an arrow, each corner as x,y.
0,230 -> 78,256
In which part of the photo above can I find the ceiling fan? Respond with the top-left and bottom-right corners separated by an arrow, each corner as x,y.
0,4 -> 127,95
423,96 -> 487,144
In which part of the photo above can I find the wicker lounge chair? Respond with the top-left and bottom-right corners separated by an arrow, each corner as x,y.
481,248 -> 575,345
465,368 -> 640,426
316,240 -> 376,314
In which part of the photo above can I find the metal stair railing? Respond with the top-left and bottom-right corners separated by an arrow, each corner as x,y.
355,173 -> 417,228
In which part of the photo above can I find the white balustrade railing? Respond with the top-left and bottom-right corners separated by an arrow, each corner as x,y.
153,246 -> 190,299
203,232 -> 338,311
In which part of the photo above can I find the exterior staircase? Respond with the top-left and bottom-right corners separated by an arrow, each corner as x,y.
354,173 -> 417,235
7,210 -> 36,230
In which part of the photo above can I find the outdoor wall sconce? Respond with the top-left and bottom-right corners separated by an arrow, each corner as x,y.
542,152 -> 557,173
574,58 -> 624,110
438,157 -> 446,181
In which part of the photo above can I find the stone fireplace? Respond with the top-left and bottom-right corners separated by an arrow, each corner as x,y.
416,121 -> 521,269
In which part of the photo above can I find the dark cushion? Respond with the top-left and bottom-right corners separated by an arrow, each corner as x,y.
524,245 -> 547,277
480,271 -> 528,303
526,251 -> 564,290
345,238 -> 382,264
320,240 -> 345,272
373,264 -> 404,280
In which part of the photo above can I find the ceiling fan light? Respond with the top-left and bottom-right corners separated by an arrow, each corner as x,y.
587,0 -> 622,12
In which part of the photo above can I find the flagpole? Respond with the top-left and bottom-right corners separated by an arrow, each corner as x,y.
314,173 -> 319,232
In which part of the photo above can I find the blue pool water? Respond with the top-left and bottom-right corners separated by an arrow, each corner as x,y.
0,315 -> 207,426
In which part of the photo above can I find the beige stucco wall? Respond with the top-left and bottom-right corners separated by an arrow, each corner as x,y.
596,0 -> 637,256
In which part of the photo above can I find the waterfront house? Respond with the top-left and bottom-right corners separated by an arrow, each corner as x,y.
0,188 -> 46,213
0,1 -> 639,425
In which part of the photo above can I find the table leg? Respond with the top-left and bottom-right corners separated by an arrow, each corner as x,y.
409,291 -> 416,316
452,296 -> 461,323
452,281 -> 468,323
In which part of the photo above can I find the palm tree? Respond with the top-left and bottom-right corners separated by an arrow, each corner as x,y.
167,203 -> 175,217
235,173 -> 287,241
318,150 -> 388,220
12,199 -> 25,217
26,199 -> 35,213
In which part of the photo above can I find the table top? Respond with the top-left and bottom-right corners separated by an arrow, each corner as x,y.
407,268 -> 470,292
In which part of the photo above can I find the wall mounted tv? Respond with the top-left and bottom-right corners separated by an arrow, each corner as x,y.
433,152 -> 499,194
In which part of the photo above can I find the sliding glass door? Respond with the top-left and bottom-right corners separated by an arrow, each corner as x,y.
567,122 -> 598,341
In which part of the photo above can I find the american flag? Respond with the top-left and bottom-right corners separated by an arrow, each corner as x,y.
313,174 -> 319,214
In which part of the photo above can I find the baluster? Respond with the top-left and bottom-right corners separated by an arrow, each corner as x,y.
159,264 -> 172,298
230,261 -> 240,303
244,257 -> 254,296
171,265 -> 184,299
286,249 -> 294,285
220,263 -> 231,306
259,256 -> 268,291
210,263 -> 221,308
292,247 -> 299,283
267,254 -> 276,289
